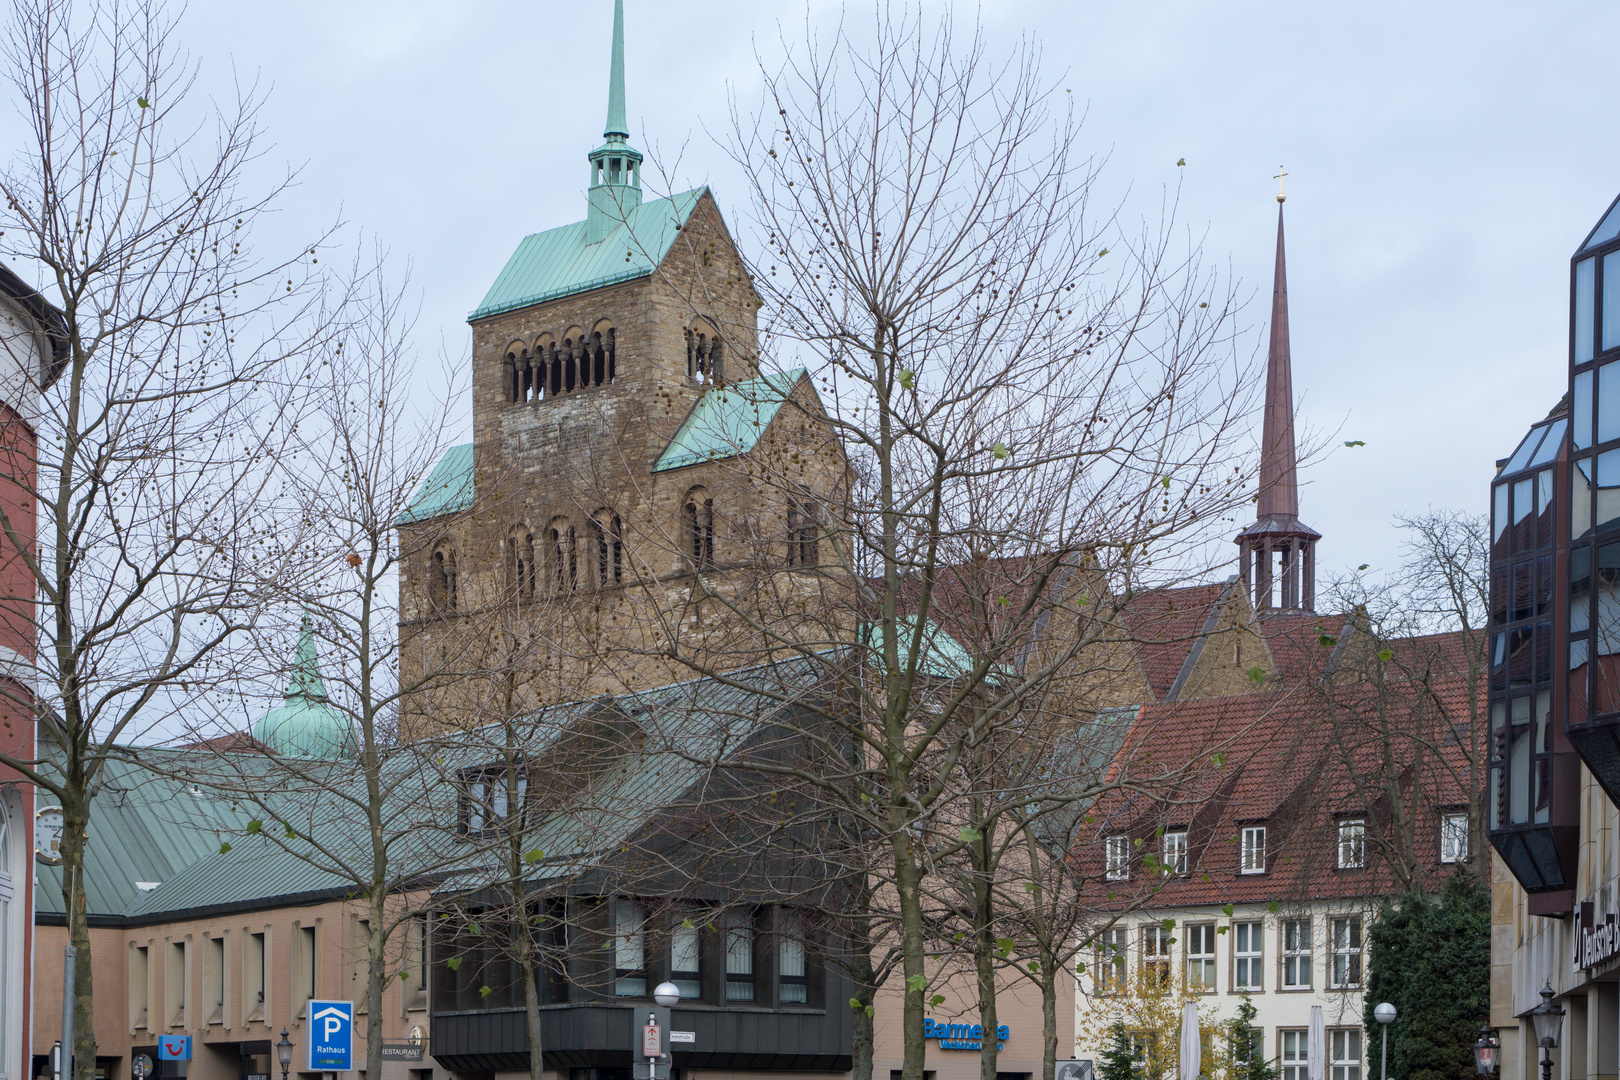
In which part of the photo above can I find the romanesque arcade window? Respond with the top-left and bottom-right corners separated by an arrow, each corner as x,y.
686,325 -> 724,384
548,517 -> 576,591
429,543 -> 459,612
685,489 -> 715,571
505,324 -> 617,404
508,527 -> 536,603
590,510 -> 623,586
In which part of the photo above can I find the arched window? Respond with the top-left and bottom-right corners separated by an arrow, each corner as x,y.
508,528 -> 536,602
686,324 -> 724,384
787,501 -> 818,568
533,336 -> 555,402
591,510 -> 623,586
685,489 -> 715,571
606,327 -> 618,383
548,517 -> 576,591
430,543 -> 459,611
505,350 -> 521,404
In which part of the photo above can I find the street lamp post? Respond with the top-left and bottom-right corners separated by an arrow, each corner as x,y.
1531,983 -> 1564,1080
1374,1003 -> 1397,1080
1473,1024 -> 1499,1077
277,1029 -> 294,1080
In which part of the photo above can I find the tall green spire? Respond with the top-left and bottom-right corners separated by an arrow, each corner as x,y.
604,0 -> 628,140
586,0 -> 643,243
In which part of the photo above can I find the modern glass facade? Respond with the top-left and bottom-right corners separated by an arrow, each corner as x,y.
1478,202 -> 1620,907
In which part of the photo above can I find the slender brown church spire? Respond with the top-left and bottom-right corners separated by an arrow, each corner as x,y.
1238,184 -> 1319,612
1258,202 -> 1299,521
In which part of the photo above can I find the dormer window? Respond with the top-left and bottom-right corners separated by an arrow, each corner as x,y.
459,764 -> 529,838
1239,826 -> 1266,874
1336,819 -> 1365,869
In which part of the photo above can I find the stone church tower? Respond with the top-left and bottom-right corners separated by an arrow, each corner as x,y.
396,0 -> 850,732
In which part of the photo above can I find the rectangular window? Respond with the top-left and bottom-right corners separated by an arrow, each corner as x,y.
206,937 -> 225,1025
1579,256 -> 1596,364
1233,921 -> 1262,991
724,909 -> 756,1002
613,899 -> 647,998
1185,924 -> 1216,992
1128,1031 -> 1160,1077
1337,819 -> 1365,869
1281,1030 -> 1308,1080
1163,831 -> 1187,875
1140,925 -> 1170,990
1578,369 -> 1595,449
403,917 -> 428,1012
1330,917 -> 1362,989
1331,1029 -> 1363,1080
778,910 -> 808,1004
246,932 -> 265,1022
131,944 -> 150,1030
166,940 -> 187,1027
353,919 -> 372,1013
297,925 -> 317,1016
1282,919 -> 1312,989
1232,1028 -> 1263,1070
1097,927 -> 1128,994
671,915 -> 702,1002
1441,812 -> 1469,863
1106,836 -> 1130,880
1240,826 -> 1266,874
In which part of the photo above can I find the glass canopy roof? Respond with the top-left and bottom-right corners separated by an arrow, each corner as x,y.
1581,193 -> 1620,253
1501,418 -> 1566,476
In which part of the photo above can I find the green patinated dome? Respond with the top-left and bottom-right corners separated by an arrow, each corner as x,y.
251,615 -> 356,759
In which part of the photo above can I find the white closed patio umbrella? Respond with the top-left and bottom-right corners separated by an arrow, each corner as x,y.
1179,1001 -> 1202,1080
1307,1006 -> 1327,1080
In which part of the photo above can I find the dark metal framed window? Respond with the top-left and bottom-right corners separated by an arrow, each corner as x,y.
723,908 -> 755,1002
777,909 -> 809,1004
613,899 -> 647,997
670,908 -> 702,1002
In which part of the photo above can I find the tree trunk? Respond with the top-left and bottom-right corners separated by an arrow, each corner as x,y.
848,912 -> 879,1080
62,794 -> 95,1080
893,831 -> 928,1080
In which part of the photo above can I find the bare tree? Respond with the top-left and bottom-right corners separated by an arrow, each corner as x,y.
634,11 -> 1261,1080
159,263 -> 472,1077
0,1 -> 345,1070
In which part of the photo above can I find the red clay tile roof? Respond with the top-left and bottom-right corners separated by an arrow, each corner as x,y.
1117,584 -> 1228,699
1077,659 -> 1480,908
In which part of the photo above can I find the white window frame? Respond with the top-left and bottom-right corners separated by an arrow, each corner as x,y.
1163,831 -> 1188,875
1281,1030 -> 1308,1080
1185,923 -> 1216,992
1441,812 -> 1470,863
1097,927 -> 1128,995
1330,916 -> 1363,989
1233,920 -> 1262,991
1337,818 -> 1365,869
1282,918 -> 1312,989
1240,826 -> 1266,874
1106,836 -> 1130,881
1330,1028 -> 1363,1080
1140,924 -> 1171,989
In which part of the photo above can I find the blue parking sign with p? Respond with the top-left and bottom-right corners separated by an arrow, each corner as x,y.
307,1000 -> 354,1071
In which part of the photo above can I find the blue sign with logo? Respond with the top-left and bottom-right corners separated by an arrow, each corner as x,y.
157,1037 -> 191,1062
307,1000 -> 354,1071
923,1018 -> 1009,1051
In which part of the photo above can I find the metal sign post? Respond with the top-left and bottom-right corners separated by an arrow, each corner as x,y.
634,1006 -> 672,1080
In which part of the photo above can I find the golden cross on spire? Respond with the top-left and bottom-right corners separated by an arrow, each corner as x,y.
1274,166 -> 1289,204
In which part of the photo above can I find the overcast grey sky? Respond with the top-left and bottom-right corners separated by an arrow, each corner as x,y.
40,1 -> 1620,581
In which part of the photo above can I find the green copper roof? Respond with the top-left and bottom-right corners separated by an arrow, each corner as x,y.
653,369 -> 806,472
396,442 -> 473,524
469,188 -> 705,322
250,616 -> 357,760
